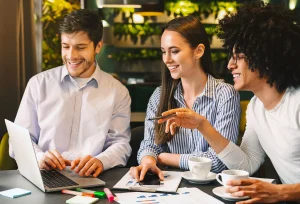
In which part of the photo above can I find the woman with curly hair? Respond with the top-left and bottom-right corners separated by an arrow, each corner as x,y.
130,16 -> 240,181
158,1 -> 300,203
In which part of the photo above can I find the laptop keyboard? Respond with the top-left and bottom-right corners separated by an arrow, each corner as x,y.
41,170 -> 79,188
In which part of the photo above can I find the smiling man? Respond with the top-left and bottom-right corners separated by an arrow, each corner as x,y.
9,10 -> 131,177
156,1 -> 300,203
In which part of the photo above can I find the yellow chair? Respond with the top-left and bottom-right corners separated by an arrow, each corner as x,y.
238,100 -> 250,145
0,133 -> 17,170
239,100 -> 250,133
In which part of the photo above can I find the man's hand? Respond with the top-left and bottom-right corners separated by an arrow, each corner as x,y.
157,108 -> 205,135
71,155 -> 103,177
129,156 -> 164,182
226,179 -> 282,203
39,149 -> 71,171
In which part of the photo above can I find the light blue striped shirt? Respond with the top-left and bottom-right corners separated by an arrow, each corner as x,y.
10,63 -> 132,171
137,75 -> 240,173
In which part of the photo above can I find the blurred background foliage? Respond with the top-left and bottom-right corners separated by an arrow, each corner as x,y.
41,0 -> 235,74
42,0 -> 80,71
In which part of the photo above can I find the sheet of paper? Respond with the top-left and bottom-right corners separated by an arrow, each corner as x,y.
113,170 -> 182,193
66,195 -> 99,204
0,188 -> 31,198
115,187 -> 224,204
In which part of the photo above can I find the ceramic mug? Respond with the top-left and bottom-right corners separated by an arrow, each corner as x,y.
216,169 -> 249,188
188,157 -> 212,179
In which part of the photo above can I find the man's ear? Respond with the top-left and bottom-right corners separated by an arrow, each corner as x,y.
194,44 -> 205,59
95,40 -> 103,54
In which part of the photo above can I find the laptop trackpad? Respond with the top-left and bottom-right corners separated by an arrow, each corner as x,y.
60,167 -> 105,186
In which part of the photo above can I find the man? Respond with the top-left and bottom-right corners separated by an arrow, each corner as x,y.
158,1 -> 300,203
9,9 -> 131,178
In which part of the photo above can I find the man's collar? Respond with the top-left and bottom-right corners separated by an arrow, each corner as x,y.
60,62 -> 101,87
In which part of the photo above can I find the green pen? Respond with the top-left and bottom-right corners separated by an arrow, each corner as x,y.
75,188 -> 106,198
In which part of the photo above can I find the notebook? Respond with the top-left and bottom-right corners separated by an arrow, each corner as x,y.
0,188 -> 31,198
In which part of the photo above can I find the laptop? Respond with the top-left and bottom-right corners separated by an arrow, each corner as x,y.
5,119 -> 105,192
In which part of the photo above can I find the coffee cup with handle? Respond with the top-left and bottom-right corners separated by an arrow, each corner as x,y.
216,169 -> 249,188
188,157 -> 212,179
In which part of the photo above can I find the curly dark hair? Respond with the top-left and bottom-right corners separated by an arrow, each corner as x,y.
218,1 -> 300,93
59,9 -> 103,48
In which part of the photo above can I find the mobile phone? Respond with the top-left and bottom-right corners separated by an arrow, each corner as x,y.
147,113 -> 177,121
138,172 -> 160,186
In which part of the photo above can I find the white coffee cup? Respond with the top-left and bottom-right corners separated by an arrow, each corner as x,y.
188,157 -> 212,179
216,169 -> 249,188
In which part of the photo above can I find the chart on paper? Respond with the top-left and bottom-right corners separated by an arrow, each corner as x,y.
115,187 -> 224,204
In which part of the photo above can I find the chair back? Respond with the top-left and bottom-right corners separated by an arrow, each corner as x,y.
0,133 -> 17,170
239,100 -> 250,134
126,126 -> 144,167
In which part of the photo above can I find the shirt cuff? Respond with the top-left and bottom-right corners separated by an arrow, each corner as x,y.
138,150 -> 158,164
217,141 -> 236,159
32,143 -> 45,162
179,154 -> 192,170
96,154 -> 111,172
35,150 -> 45,163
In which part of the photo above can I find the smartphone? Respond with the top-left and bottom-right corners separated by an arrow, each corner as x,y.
147,113 -> 177,121
138,172 -> 160,186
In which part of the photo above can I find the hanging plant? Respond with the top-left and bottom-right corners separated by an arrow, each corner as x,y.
110,49 -> 161,61
42,0 -> 80,71
164,0 -> 238,19
113,22 -> 161,44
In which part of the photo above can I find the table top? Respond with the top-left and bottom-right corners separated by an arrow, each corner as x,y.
0,168 -> 285,204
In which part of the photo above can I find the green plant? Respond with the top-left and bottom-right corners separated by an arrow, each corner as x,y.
42,0 -> 80,71
110,49 -> 161,61
111,1 -> 237,45
164,0 -> 237,19
113,23 -> 161,44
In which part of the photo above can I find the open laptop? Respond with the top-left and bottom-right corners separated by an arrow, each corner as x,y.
5,119 -> 105,192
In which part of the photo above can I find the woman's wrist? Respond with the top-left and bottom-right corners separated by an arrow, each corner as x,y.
141,156 -> 157,165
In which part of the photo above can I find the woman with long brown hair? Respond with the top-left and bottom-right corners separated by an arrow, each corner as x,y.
130,15 -> 240,181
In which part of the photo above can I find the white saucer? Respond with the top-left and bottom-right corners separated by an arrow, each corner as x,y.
212,186 -> 250,201
181,171 -> 216,184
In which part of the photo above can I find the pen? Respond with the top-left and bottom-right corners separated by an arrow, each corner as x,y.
148,113 -> 177,121
103,188 -> 114,202
75,188 -> 106,198
61,189 -> 94,197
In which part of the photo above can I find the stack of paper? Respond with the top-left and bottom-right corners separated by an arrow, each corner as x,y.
66,195 -> 99,204
0,188 -> 31,198
115,188 -> 224,204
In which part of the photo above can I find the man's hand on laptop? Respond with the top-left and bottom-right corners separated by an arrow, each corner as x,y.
71,155 -> 103,178
39,149 -> 71,171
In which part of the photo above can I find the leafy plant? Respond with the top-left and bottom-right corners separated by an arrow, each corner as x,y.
164,0 -> 237,19
113,23 -> 161,44
42,0 -> 80,71
110,49 -> 161,61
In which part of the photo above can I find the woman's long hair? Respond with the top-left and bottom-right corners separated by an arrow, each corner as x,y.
155,15 -> 214,144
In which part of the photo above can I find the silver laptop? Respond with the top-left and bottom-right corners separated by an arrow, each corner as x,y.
5,119 -> 105,192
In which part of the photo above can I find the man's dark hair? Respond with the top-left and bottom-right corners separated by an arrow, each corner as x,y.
218,1 -> 300,93
59,9 -> 103,47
